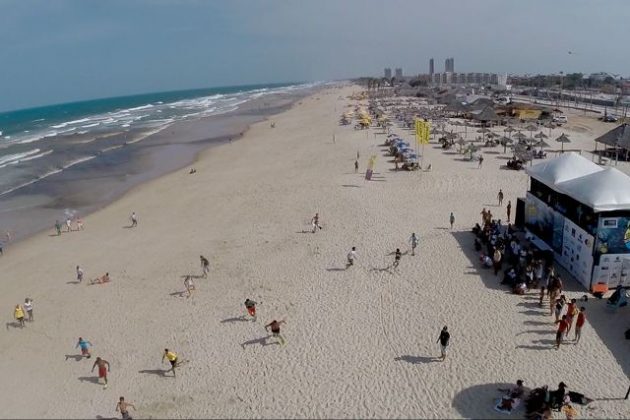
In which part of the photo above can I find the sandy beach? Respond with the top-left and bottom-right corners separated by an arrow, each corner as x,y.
0,85 -> 628,419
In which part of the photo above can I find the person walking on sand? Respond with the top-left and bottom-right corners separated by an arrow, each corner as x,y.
244,299 -> 258,321
555,315 -> 569,349
265,319 -> 286,345
437,326 -> 450,361
75,337 -> 93,359
91,357 -> 111,388
506,201 -> 512,223
14,304 -> 25,328
574,307 -> 586,343
183,276 -> 195,298
130,212 -> 138,228
116,396 -> 136,420
409,233 -> 418,256
565,298 -> 578,336
76,265 -> 84,283
449,212 -> 455,230
76,218 -> 84,230
55,220 -> 62,236
162,349 -> 179,377
497,189 -> 504,206
392,248 -> 402,269
66,218 -> 72,232
346,247 -> 357,268
354,159 -> 359,173
311,213 -> 322,233
200,255 -> 210,278
478,154 -> 484,168
23,298 -> 33,322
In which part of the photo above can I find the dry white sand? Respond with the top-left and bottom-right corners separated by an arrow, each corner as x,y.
0,86 -> 628,419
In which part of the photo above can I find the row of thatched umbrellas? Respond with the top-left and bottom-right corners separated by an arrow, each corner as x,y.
436,121 -> 573,153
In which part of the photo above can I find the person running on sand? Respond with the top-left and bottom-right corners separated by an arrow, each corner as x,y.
555,315 -> 569,349
437,326 -> 450,361
76,265 -> 84,283
392,248 -> 402,269
506,201 -> 512,222
449,212 -> 455,229
354,160 -> 359,173
76,337 -> 93,359
23,298 -> 33,322
183,276 -> 195,298
565,298 -> 578,335
162,349 -> 179,377
409,233 -> 418,256
200,255 -> 210,278
346,247 -> 357,268
497,189 -> 504,206
66,218 -> 72,232
311,213 -> 322,233
14,304 -> 25,328
76,218 -> 84,230
91,357 -> 111,388
244,299 -> 258,321
116,396 -> 136,420
130,212 -> 138,228
265,320 -> 286,345
574,307 -> 586,343
55,220 -> 62,236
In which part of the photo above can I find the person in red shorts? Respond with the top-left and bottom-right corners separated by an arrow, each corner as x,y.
92,357 -> 111,388
574,307 -> 586,344
554,315 -> 569,350
244,299 -> 257,321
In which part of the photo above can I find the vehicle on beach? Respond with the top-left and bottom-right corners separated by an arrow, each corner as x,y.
600,114 -> 618,122
552,115 -> 567,125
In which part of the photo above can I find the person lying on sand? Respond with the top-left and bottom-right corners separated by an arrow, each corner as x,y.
90,273 -> 110,285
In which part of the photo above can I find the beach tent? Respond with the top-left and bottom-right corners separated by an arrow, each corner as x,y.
556,168 -> 630,212
525,152 -> 603,191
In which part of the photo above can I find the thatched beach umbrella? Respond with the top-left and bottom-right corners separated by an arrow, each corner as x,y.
534,131 -> 548,140
513,131 -> 527,143
524,124 -> 538,141
556,133 -> 571,152
498,136 -> 513,153
477,127 -> 491,142
544,122 -> 555,138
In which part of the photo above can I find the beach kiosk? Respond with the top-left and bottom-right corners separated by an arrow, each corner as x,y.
524,153 -> 630,291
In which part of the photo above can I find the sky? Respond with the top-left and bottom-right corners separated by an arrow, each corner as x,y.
1,0 -> 629,112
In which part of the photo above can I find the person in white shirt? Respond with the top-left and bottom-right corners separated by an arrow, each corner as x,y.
130,212 -> 138,228
346,247 -> 357,268
23,298 -> 34,322
409,233 -> 418,256
76,265 -> 84,283
66,218 -> 72,232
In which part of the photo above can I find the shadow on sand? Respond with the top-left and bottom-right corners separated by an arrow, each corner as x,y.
78,376 -> 101,384
221,316 -> 249,323
138,369 -> 168,377
452,382 -> 522,419
394,355 -> 438,364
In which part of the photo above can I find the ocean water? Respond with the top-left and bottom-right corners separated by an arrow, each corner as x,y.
0,82 -> 314,197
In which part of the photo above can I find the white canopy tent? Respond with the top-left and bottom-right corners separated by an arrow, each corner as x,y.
525,152 -> 603,191
556,168 -> 630,212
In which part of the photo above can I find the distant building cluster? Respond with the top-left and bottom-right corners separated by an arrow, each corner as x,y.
384,67 -> 403,79
423,57 -> 507,88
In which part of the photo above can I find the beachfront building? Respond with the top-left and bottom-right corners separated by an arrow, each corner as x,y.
523,153 -> 630,290
384,68 -> 392,79
429,58 -> 434,76
395,68 -> 403,78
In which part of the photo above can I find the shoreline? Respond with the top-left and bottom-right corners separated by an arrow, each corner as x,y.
0,84 -> 324,247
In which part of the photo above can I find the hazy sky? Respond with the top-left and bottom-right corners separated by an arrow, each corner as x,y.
1,0 -> 628,112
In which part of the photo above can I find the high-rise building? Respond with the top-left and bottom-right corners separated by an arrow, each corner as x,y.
429,58 -> 434,75
444,57 -> 455,73
384,68 -> 392,79
395,68 -> 403,78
